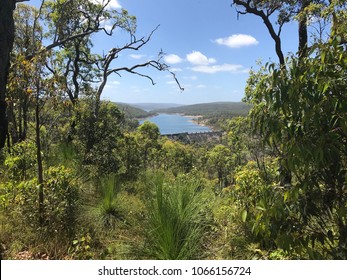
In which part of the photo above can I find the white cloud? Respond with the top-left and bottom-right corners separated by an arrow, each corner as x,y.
164,54 -> 183,64
90,0 -> 122,9
167,81 -> 177,85
190,63 -> 246,74
105,80 -> 120,88
108,0 -> 122,9
215,34 -> 259,48
129,54 -> 146,59
197,84 -> 207,88
184,75 -> 198,81
170,67 -> 183,72
103,22 -> 114,32
186,51 -> 216,65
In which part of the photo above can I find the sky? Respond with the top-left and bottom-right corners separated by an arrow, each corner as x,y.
28,0 -> 301,105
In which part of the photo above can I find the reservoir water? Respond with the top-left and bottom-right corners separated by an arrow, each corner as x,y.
140,113 -> 211,135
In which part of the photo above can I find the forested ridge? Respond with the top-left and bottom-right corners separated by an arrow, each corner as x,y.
115,103 -> 154,119
0,0 -> 346,260
152,102 -> 250,116
152,102 -> 251,130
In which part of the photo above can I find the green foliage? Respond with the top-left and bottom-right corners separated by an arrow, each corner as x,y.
115,103 -> 154,119
74,99 -> 124,176
136,121 -> 161,170
44,0 -> 136,42
68,233 -> 93,260
44,166 -> 79,236
4,1 -> 347,261
87,173 -> 146,232
96,174 -> 122,229
207,144 -> 233,189
4,141 -> 36,181
137,120 -> 160,139
226,117 -> 250,167
231,160 -> 298,253
2,165 -> 79,237
161,139 -> 194,175
145,174 -> 210,259
244,37 -> 347,258
118,133 -> 142,181
154,102 -> 250,117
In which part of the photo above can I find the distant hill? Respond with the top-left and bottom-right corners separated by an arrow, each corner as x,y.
130,103 -> 183,112
115,103 -> 154,119
153,102 -> 250,116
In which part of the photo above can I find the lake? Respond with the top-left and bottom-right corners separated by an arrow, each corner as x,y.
140,113 -> 211,135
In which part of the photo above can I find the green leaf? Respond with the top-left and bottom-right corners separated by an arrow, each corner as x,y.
322,83 -> 329,93
241,209 -> 248,222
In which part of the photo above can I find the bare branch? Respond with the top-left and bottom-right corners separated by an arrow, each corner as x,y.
94,25 -> 183,110
232,0 -> 285,65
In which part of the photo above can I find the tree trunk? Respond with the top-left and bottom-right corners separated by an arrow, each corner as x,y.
298,1 -> 309,59
36,90 -> 44,227
0,0 -> 15,149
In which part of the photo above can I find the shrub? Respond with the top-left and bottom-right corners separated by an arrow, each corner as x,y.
145,175 -> 209,259
4,141 -> 36,181
98,174 -> 121,228
3,165 -> 79,236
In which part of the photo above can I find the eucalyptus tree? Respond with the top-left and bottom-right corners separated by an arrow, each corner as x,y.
161,139 -> 194,176
136,121 -> 161,170
234,0 -> 347,257
231,0 -> 325,63
6,4 -> 43,143
232,0 -> 347,61
0,0 -> 182,149
207,144 -> 233,190
43,0 -> 182,115
231,0 -> 347,186
0,0 -> 19,148
243,36 -> 347,259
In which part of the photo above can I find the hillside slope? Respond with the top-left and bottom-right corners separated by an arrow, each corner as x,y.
153,102 -> 250,116
115,103 -> 155,118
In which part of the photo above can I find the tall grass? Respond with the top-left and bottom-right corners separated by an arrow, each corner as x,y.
146,176 -> 208,259
95,174 -> 122,229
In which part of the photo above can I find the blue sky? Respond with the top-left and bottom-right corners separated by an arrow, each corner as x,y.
28,0 -> 300,105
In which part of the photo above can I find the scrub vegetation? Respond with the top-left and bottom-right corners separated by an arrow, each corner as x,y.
0,0 -> 346,260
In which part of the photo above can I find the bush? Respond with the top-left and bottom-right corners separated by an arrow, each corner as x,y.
3,165 -> 79,236
145,174 -> 209,259
73,99 -> 124,177
96,174 -> 122,229
4,141 -> 36,181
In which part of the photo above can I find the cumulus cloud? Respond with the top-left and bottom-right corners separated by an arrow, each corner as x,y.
129,54 -> 146,59
90,0 -> 122,9
190,64 -> 246,74
184,75 -> 198,81
105,80 -> 120,88
170,67 -> 183,72
215,34 -> 259,48
186,51 -> 216,65
164,54 -> 183,64
167,81 -> 177,85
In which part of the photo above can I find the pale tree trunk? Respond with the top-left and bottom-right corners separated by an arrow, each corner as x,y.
36,97 -> 44,226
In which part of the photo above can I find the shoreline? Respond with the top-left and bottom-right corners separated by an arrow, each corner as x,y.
139,113 -> 213,133
185,115 -> 211,129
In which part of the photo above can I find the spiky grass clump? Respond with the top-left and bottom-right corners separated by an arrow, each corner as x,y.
96,174 -> 121,229
146,177 -> 208,259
